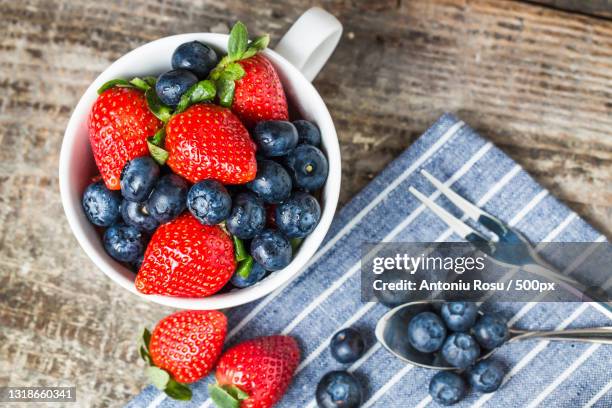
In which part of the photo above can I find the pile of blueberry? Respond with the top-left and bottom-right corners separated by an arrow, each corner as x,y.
408,302 -> 509,405
316,327 -> 366,408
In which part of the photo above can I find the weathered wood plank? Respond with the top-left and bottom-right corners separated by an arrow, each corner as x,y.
0,1 -> 610,407
525,0 -> 612,18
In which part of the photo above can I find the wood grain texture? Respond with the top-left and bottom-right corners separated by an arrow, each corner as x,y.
0,0 -> 610,407
527,0 -> 612,18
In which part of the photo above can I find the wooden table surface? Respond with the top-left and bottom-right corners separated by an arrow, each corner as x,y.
1,0 -> 610,406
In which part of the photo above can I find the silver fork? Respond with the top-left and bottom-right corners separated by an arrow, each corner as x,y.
409,169 -> 611,313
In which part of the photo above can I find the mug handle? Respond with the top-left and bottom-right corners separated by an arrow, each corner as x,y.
275,7 -> 343,82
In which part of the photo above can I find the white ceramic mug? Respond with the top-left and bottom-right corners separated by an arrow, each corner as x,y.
59,8 -> 343,310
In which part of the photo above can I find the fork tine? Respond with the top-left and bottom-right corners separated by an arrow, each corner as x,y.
420,169 -> 483,221
409,186 -> 488,241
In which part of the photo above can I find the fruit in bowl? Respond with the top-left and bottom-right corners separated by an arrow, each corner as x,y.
81,22 -> 329,300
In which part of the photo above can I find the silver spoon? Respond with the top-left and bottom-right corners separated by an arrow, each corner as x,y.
375,300 -> 612,370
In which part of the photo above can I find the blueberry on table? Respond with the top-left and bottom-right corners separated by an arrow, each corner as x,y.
293,119 -> 321,146
82,181 -> 122,227
441,301 -> 479,332
441,332 -> 480,369
171,41 -> 219,78
316,371 -> 362,408
121,200 -> 159,233
103,223 -> 146,263
374,269 -> 414,308
330,328 -> 365,364
231,261 -> 267,288
468,359 -> 505,393
226,192 -> 266,239
250,229 -> 292,271
429,371 -> 467,406
407,311 -> 447,353
146,174 -> 189,224
275,192 -> 321,238
246,160 -> 292,204
283,144 -> 328,191
252,120 -> 299,157
155,69 -> 198,107
187,180 -> 232,225
472,314 -> 509,349
119,156 -> 160,202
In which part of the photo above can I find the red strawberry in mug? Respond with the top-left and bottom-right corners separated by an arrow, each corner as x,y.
135,213 -> 236,297
210,22 -> 288,128
165,104 -> 257,184
140,310 -> 227,400
88,87 -> 162,189
209,335 -> 300,408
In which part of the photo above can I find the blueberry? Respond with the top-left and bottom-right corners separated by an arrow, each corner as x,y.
441,302 -> 479,332
82,181 -> 121,227
472,314 -> 509,350
230,262 -> 267,288
293,120 -> 321,146
283,144 -> 328,191
441,332 -> 480,369
429,371 -> 467,406
103,223 -> 146,263
155,69 -> 198,107
187,180 -> 231,225
316,371 -> 362,408
171,41 -> 219,78
373,269 -> 413,308
407,311 -> 447,353
467,359 -> 505,393
246,160 -> 292,204
275,192 -> 321,238
131,253 -> 144,273
250,229 -> 292,271
330,328 -> 365,364
120,157 -> 160,202
147,174 -> 189,223
121,200 -> 159,232
252,121 -> 299,157
226,192 -> 266,239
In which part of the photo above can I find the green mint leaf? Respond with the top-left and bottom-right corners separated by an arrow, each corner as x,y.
228,21 -> 248,61
220,63 -> 246,82
129,77 -> 152,92
142,328 -> 152,349
232,236 -> 248,262
97,79 -> 132,94
226,385 -> 249,401
237,256 -> 254,279
147,139 -> 169,165
208,384 -> 240,408
146,366 -> 170,390
145,88 -> 173,122
165,379 -> 192,401
217,79 -> 235,108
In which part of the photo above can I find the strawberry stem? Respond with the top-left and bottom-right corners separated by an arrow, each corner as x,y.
208,384 -> 248,408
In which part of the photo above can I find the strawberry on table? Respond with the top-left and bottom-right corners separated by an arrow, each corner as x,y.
135,213 -> 236,297
211,22 -> 289,128
140,310 -> 227,400
209,335 -> 300,408
88,87 -> 162,190
165,104 -> 257,184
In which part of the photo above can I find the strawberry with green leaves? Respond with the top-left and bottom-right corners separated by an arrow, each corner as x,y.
135,213 -> 236,297
211,22 -> 289,128
209,335 -> 300,408
140,310 -> 227,400
88,86 -> 162,189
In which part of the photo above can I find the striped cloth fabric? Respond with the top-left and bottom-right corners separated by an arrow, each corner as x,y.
128,113 -> 611,408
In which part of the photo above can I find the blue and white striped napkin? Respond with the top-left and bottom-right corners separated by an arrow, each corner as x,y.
128,113 -> 611,408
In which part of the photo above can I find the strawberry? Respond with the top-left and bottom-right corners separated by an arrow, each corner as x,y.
135,213 -> 236,297
165,104 -> 257,184
88,87 -> 162,189
209,335 -> 300,408
140,310 -> 227,401
232,54 -> 289,128
210,22 -> 288,128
